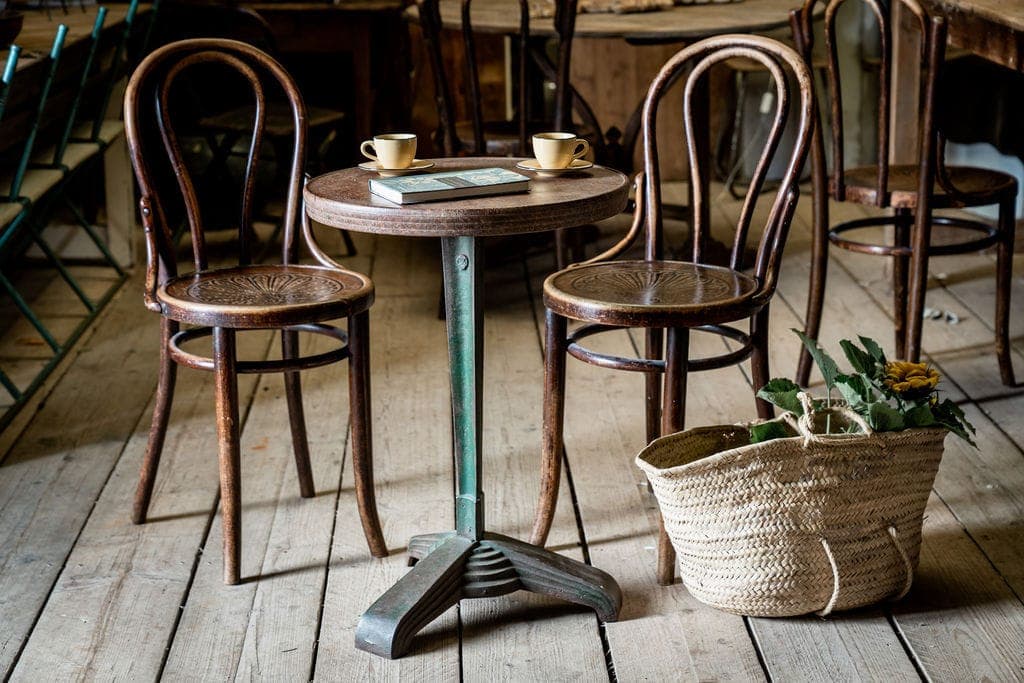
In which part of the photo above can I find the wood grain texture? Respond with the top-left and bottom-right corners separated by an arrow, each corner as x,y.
10,327 -> 272,680
891,494 -> 1024,680
304,158 -> 628,238
0,287 -> 157,677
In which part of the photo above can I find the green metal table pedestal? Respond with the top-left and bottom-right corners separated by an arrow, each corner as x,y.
302,157 -> 630,660
354,236 -> 621,659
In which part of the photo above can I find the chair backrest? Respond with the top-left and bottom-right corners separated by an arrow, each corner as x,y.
124,39 -> 311,311
0,46 -> 20,130
641,34 -> 814,297
417,0 -> 579,157
50,6 -> 107,166
790,0 -> 946,206
6,24 -> 67,202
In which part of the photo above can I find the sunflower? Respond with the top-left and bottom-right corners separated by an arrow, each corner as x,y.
884,361 -> 940,400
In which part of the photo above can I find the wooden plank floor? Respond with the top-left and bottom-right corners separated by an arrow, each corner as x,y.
1,188 -> 1023,681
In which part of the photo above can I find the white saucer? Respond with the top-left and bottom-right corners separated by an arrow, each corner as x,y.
515,158 -> 594,176
358,159 -> 435,177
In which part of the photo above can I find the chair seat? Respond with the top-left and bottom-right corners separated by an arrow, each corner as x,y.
544,260 -> 761,328
157,263 -> 373,328
838,165 -> 1016,209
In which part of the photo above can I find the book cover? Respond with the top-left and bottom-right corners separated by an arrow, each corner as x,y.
369,167 -> 531,204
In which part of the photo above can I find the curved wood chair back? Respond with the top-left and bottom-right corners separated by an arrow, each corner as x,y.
417,0 -> 579,157
640,34 -> 815,295
124,39 -> 335,312
790,0 -> 947,207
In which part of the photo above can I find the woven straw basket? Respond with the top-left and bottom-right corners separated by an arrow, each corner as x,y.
635,406 -> 947,617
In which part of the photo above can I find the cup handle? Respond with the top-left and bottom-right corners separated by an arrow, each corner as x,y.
360,140 -> 378,161
572,139 -> 591,161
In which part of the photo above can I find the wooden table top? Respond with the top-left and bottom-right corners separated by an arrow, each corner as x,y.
408,0 -> 798,41
305,157 -> 630,237
926,0 -> 1024,71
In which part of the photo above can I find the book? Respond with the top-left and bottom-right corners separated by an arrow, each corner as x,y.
368,167 -> 531,204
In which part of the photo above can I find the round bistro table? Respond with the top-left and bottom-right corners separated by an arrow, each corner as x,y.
304,157 -> 630,659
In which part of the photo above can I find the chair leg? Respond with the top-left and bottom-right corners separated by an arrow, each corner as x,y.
644,328 -> 664,444
213,327 -> 242,585
750,308 -> 773,419
133,318 -> 179,524
349,311 -> 387,558
996,193 -> 1017,386
796,179 -> 829,386
892,209 -> 912,360
282,329 -> 315,498
657,327 -> 689,586
531,310 -> 568,547
555,229 -> 569,270
905,204 -> 934,363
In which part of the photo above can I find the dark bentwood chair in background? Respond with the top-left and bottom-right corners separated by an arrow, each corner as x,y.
124,39 -> 386,585
791,0 -> 1017,387
529,34 -> 815,585
417,0 -> 602,266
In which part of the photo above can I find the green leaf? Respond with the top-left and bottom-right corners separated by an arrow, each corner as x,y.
867,402 -> 905,431
794,329 -> 840,392
840,339 -> 874,375
756,378 -> 804,415
749,421 -> 793,444
905,403 -> 936,428
932,397 -> 977,446
835,374 -> 872,407
859,336 -> 887,363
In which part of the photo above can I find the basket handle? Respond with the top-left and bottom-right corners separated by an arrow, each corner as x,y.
817,525 -> 914,616
795,392 -> 874,444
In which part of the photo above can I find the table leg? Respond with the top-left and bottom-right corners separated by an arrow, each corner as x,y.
353,235 -> 622,659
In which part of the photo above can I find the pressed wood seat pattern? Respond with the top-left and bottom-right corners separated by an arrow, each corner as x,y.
791,0 -> 1017,386
531,34 -> 815,586
124,39 -> 386,585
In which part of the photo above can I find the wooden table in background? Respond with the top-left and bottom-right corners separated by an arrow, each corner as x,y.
926,0 -> 1024,72
892,0 -> 1024,165
305,157 -> 629,659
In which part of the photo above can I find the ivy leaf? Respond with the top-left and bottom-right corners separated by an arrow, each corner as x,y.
794,329 -> 840,392
867,402 -> 905,431
859,336 -> 887,364
840,339 -> 874,376
905,403 -> 936,428
756,378 -> 804,415
749,421 -> 793,444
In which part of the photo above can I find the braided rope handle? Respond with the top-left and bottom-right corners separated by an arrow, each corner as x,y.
794,392 -> 874,445
817,525 -> 914,616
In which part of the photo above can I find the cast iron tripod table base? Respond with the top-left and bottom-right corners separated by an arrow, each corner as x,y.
304,158 -> 629,659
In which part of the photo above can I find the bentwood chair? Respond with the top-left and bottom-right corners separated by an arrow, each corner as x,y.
124,39 -> 386,585
530,34 -> 815,585
791,0 -> 1017,387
